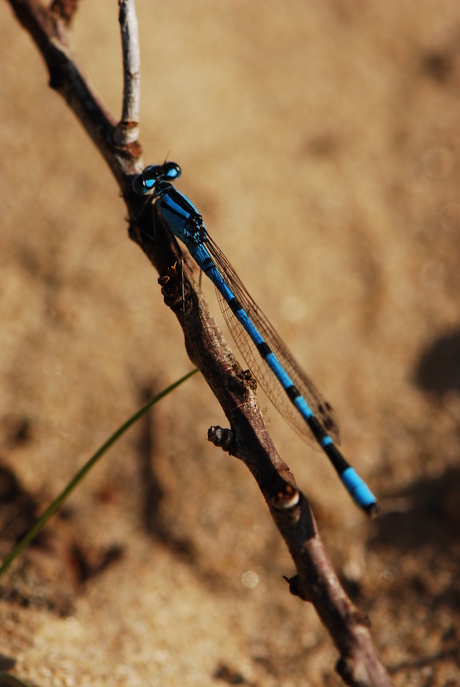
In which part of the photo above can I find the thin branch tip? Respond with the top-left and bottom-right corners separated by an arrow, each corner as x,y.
119,0 -> 141,127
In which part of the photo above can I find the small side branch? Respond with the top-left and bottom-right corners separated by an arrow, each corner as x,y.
8,0 -> 142,182
115,0 -> 141,146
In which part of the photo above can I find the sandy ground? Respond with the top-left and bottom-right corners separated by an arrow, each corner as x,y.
1,1 -> 460,685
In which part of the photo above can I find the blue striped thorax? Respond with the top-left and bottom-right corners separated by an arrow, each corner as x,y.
156,186 -> 207,246
133,161 -> 207,245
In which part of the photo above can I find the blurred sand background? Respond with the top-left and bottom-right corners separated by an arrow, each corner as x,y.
1,1 -> 460,685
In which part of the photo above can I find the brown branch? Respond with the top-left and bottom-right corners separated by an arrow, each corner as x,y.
5,1 -> 393,685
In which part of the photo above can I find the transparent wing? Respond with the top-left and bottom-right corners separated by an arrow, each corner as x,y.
205,236 -> 340,446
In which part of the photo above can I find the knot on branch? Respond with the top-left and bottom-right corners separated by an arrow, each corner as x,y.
345,608 -> 372,629
283,574 -> 310,601
270,483 -> 300,511
158,264 -> 192,311
208,426 -> 234,452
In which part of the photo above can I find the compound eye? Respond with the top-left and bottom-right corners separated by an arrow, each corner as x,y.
132,165 -> 163,194
133,174 -> 149,195
163,161 -> 181,180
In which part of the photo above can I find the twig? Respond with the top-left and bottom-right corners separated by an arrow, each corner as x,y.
5,1 -> 393,685
115,0 -> 140,146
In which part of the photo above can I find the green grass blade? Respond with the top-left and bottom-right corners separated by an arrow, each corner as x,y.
0,368 -> 199,577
